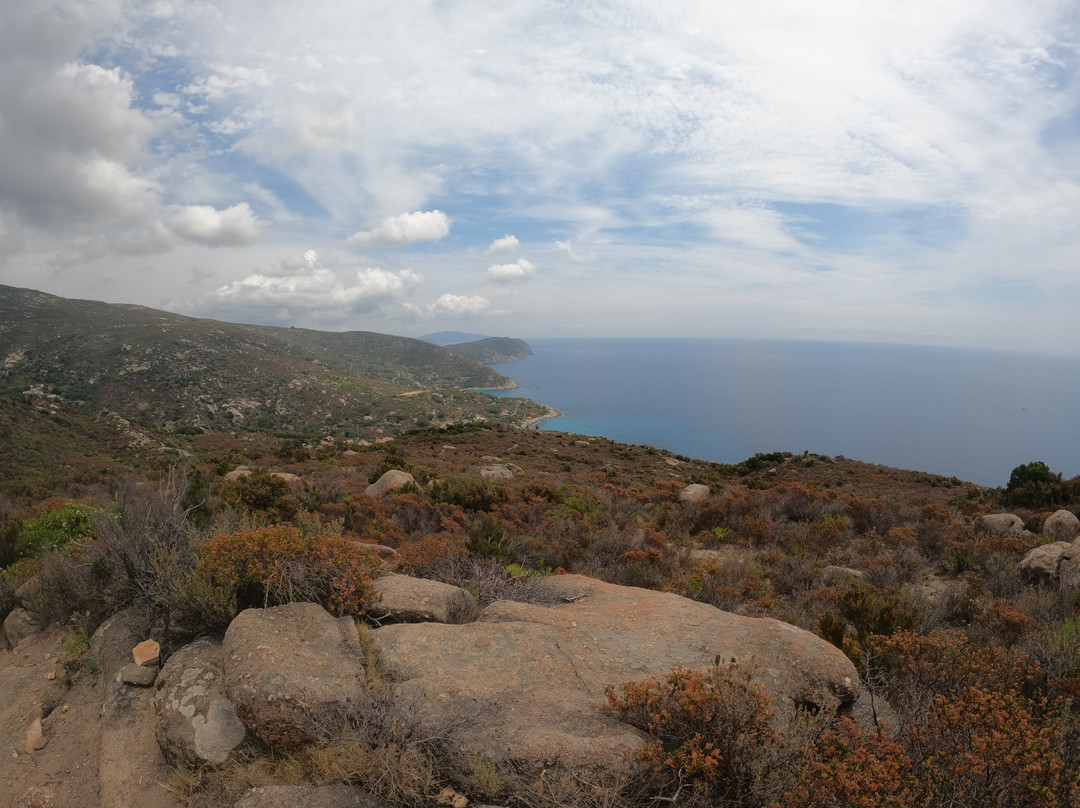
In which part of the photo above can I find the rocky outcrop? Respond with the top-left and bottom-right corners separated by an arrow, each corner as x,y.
1019,542 -> 1073,584
369,573 -> 474,624
679,483 -> 710,503
223,603 -> 366,751
980,513 -> 1025,537
372,574 -> 862,771
155,637 -> 247,768
365,470 -> 416,496
474,463 -> 522,480
1043,510 -> 1080,542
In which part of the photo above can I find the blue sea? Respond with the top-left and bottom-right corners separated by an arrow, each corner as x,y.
487,339 -> 1080,488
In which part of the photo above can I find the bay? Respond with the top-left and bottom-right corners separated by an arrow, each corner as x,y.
487,338 -> 1080,487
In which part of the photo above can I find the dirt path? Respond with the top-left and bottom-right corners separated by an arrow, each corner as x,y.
0,628 -> 102,808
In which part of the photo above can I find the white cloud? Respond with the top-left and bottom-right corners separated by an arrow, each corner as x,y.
182,64 -> 272,102
165,203 -> 262,246
486,234 -> 520,255
487,257 -> 535,283
347,210 -> 451,247
214,264 -> 421,314
408,293 -> 491,319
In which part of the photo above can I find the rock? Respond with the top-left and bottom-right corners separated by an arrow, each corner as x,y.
1043,510 -> 1080,542
271,472 -> 302,484
223,603 -> 366,751
92,607 -> 151,683
369,573 -> 474,624
474,463 -> 522,480
821,566 -> 869,586
980,513 -> 1025,537
1059,542 -> 1080,591
3,607 -> 45,649
155,637 -> 247,768
133,638 -> 160,667
119,663 -> 157,687
350,542 -> 399,563
14,574 -> 42,605
373,574 -> 862,772
436,787 -> 468,808
235,784 -> 388,808
679,483 -> 710,503
365,470 -> 416,496
224,465 -> 251,480
23,717 -> 46,753
1018,542 -> 1072,584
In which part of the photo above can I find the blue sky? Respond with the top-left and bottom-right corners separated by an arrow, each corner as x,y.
0,0 -> 1077,354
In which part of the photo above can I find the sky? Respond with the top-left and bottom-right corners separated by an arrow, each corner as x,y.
0,0 -> 1078,354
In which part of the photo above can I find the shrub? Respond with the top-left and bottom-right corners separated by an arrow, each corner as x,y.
16,501 -> 99,558
780,718 -> 916,808
908,686 -> 1077,807
200,525 -> 384,615
219,466 -> 290,519
604,659 -> 782,807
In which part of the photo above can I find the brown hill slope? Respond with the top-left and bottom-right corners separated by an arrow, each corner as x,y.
0,285 -> 520,435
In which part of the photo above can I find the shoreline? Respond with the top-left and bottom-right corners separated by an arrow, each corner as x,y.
520,405 -> 561,430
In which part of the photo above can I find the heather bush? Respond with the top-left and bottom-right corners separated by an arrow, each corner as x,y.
605,660 -> 791,807
779,718 -> 917,808
200,524 -> 383,615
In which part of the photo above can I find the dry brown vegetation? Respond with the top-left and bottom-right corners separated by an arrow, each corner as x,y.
4,419 -> 1080,807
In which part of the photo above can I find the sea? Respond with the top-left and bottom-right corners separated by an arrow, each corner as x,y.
486,338 -> 1080,488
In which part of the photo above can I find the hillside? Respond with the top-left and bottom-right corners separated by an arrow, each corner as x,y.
0,286 -> 544,437
444,336 -> 532,363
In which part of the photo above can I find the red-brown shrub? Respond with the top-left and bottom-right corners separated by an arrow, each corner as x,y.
201,525 -> 383,615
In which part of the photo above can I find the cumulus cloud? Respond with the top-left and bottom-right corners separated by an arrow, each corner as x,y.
486,234 -> 520,255
347,210 -> 451,247
487,257 -> 535,283
165,203 -> 262,246
214,262 -> 421,314
407,293 -> 491,319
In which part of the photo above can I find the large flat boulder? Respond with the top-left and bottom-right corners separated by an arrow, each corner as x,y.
372,574 -> 861,771
223,603 -> 366,751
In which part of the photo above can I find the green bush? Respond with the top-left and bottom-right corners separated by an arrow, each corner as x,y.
17,502 -> 99,558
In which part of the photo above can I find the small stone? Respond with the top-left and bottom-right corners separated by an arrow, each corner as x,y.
45,671 -> 56,681
437,787 -> 468,807
23,718 -> 45,754
132,638 -> 160,667
61,705 -> 69,713
119,662 -> 158,686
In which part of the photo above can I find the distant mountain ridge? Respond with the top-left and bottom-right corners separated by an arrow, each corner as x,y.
445,337 -> 532,364
0,285 -> 519,435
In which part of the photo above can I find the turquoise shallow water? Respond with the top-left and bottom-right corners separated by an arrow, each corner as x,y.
486,338 -> 1080,487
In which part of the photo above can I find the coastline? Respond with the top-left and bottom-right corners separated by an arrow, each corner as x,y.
521,405 -> 561,430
